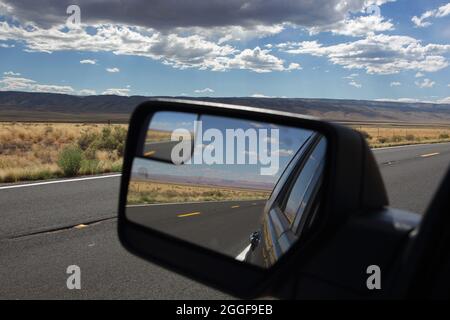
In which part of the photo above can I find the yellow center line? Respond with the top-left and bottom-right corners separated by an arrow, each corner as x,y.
420,152 -> 440,158
177,211 -> 201,218
231,205 -> 240,209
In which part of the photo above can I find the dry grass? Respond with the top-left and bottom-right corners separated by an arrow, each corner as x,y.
0,122 -> 126,183
127,180 -> 271,204
3,121 -> 450,183
146,129 -> 192,143
353,125 -> 450,148
146,129 -> 172,143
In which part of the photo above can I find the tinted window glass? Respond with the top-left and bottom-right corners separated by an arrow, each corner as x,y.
282,138 -> 327,224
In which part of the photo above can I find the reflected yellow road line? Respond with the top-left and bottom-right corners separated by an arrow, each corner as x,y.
177,212 -> 201,218
144,150 -> 156,157
231,205 -> 240,209
420,152 -> 440,158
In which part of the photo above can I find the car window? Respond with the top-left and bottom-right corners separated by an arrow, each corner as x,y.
281,137 -> 327,225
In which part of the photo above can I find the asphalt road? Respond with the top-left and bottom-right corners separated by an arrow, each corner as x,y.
1,142 -> 450,299
143,140 -> 181,163
127,200 -> 266,258
374,143 -> 450,214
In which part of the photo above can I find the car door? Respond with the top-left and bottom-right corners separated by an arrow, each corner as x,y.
245,134 -> 327,267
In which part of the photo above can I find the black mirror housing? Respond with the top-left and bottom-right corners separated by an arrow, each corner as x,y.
118,99 -> 388,298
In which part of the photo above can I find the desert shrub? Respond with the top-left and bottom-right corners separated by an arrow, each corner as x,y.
92,126 -> 127,152
377,137 -> 389,144
77,126 -> 126,158
27,169 -> 56,181
77,130 -> 100,151
57,145 -> 83,176
405,134 -> 415,141
391,135 -> 403,143
439,133 -> 450,139
44,126 -> 53,134
83,145 -> 98,160
116,142 -> 125,157
98,126 -> 115,150
165,190 -> 178,198
112,127 -> 127,156
80,159 -> 99,175
110,161 -> 123,172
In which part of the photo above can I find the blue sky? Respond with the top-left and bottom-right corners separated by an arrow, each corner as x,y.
0,0 -> 449,103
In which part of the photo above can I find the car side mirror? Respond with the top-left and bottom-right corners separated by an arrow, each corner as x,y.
118,99 -> 388,298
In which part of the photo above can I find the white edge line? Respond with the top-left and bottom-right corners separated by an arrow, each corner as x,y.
0,174 -> 122,190
236,244 -> 252,261
420,152 -> 440,158
372,141 -> 450,151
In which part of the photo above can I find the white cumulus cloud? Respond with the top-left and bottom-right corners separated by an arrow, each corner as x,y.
251,93 -> 275,98
0,75 -> 74,94
78,89 -> 97,96
3,71 -> 20,76
0,22 -> 300,73
194,88 -> 214,94
102,88 -> 130,96
106,67 -> 120,73
343,73 -> 359,79
415,78 -> 435,88
277,34 -> 450,74
223,47 -> 301,73
437,96 -> 450,104
349,80 -> 362,88
309,14 -> 394,37
80,59 -> 97,65
412,3 -> 450,28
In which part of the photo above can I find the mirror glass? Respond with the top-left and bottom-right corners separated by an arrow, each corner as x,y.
126,111 -> 327,268
143,111 -> 197,164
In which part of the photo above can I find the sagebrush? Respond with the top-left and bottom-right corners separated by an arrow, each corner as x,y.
0,122 -> 126,183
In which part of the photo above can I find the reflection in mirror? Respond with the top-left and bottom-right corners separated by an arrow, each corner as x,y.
143,111 -> 198,164
126,111 -> 327,268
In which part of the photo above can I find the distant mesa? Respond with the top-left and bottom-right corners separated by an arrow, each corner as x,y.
1,91 -> 450,124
